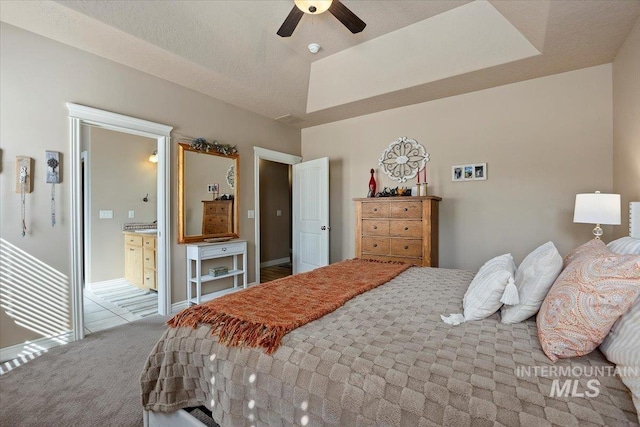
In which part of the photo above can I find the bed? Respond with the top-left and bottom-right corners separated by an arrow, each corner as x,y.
141,263 -> 639,426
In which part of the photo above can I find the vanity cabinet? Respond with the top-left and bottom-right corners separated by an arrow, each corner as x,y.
124,232 -> 157,290
354,196 -> 441,267
202,200 -> 233,235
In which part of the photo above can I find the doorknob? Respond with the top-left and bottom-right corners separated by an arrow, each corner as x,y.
321,226 -> 330,231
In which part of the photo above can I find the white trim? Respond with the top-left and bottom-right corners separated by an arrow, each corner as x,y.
171,300 -> 189,314
81,150 -> 91,285
253,147 -> 301,285
0,332 -> 73,364
260,257 -> 291,268
67,103 -> 173,345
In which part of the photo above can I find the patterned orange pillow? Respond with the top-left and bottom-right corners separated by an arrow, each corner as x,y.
537,244 -> 640,362
563,238 -> 606,267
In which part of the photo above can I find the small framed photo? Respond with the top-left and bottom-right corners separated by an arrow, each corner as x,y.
452,163 -> 487,182
207,183 -> 219,193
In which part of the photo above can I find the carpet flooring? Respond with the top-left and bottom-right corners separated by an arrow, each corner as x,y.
0,315 -> 171,427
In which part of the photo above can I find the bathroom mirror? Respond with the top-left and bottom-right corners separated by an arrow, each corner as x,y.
178,143 -> 239,243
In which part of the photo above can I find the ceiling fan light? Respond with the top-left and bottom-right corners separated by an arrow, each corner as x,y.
294,0 -> 332,14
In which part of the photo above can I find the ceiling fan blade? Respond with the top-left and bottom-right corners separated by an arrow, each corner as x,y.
277,6 -> 304,37
329,0 -> 366,34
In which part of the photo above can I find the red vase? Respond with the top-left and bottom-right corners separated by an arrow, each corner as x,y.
367,169 -> 376,197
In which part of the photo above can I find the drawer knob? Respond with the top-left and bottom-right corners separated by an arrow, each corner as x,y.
373,208 -> 377,212
404,207 -> 408,212
373,225 -> 377,230
404,227 -> 409,231
373,244 -> 378,248
222,247 -> 227,252
404,245 -> 409,250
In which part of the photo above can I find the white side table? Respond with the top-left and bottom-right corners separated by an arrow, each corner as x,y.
186,240 -> 248,305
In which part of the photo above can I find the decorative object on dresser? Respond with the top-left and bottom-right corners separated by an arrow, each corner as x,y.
123,232 -> 157,290
367,168 -> 376,197
354,196 -> 441,266
451,163 -> 487,181
573,191 -> 621,239
378,137 -> 429,183
186,240 -> 247,305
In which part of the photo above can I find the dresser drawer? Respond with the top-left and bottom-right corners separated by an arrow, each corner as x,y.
390,201 -> 422,218
143,248 -> 156,268
143,268 -> 156,289
362,237 -> 390,255
201,243 -> 245,258
362,220 -> 389,236
205,203 -> 230,215
390,220 -> 421,237
143,236 -> 156,249
361,202 -> 390,218
390,238 -> 422,258
125,234 -> 143,246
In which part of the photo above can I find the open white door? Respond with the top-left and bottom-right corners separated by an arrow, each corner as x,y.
292,157 -> 329,274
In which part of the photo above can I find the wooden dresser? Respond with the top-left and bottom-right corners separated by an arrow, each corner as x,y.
124,232 -> 157,290
354,196 -> 441,267
202,200 -> 233,235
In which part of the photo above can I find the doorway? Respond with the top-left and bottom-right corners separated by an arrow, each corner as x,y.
81,126 -> 160,334
67,103 -> 172,342
259,159 -> 292,283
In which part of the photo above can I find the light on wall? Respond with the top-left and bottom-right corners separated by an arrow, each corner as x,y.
573,191 -> 621,239
148,150 -> 158,163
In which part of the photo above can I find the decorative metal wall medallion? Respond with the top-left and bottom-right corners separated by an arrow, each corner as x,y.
226,164 -> 235,189
378,137 -> 429,183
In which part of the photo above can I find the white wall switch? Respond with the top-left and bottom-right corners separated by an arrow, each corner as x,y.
99,210 -> 114,219
248,210 -> 255,219
276,210 -> 282,217
128,210 -> 135,218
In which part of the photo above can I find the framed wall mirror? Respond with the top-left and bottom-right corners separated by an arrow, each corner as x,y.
178,143 -> 239,243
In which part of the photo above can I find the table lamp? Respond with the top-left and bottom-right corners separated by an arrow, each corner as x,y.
573,191 -> 621,239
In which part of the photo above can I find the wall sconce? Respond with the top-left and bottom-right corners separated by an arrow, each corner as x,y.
148,150 -> 158,163
573,191 -> 621,239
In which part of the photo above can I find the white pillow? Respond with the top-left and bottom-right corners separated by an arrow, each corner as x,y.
463,254 -> 516,321
600,297 -> 640,423
501,241 -> 562,324
607,236 -> 640,255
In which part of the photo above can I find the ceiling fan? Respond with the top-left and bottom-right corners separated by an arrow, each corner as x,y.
277,0 -> 366,37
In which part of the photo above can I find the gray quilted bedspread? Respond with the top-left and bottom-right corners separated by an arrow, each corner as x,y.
141,267 -> 639,426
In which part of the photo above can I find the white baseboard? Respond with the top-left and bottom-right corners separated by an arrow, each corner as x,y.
260,257 -> 290,268
86,277 -> 126,290
0,331 -> 73,364
170,282 -> 259,313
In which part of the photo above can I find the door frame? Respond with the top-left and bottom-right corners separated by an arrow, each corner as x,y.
67,103 -> 173,342
253,147 -> 301,285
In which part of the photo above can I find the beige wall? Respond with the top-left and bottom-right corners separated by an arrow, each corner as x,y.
0,23 -> 300,349
259,160 -> 291,264
613,17 -> 640,238
88,127 -> 157,283
302,65 -> 614,270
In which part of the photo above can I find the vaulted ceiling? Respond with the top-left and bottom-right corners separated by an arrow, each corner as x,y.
1,1 -> 639,128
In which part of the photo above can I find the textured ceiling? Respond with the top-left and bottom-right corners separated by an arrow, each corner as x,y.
1,0 -> 639,128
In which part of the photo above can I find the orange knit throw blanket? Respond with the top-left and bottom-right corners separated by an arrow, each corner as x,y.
167,258 -> 412,354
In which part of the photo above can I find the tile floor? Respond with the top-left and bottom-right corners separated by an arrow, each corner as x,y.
83,289 -> 143,334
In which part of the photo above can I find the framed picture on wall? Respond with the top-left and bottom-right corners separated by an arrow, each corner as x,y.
452,163 -> 487,182
207,183 -> 219,193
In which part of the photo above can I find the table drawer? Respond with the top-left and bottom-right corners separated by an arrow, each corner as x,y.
390,238 -> 422,258
390,202 -> 422,218
362,237 -> 390,255
362,220 -> 389,236
390,220 -> 422,237
143,248 -> 156,268
361,202 -> 389,218
201,243 -> 245,258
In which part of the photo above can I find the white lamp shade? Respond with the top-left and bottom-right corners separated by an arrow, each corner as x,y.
573,193 -> 621,225
294,0 -> 332,14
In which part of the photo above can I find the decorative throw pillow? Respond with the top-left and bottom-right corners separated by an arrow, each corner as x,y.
563,238 -> 606,267
600,298 -> 640,423
501,242 -> 563,324
462,254 -> 516,321
607,236 -> 640,255
537,246 -> 640,362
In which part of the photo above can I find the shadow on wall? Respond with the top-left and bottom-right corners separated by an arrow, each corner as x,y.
0,239 -> 71,362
